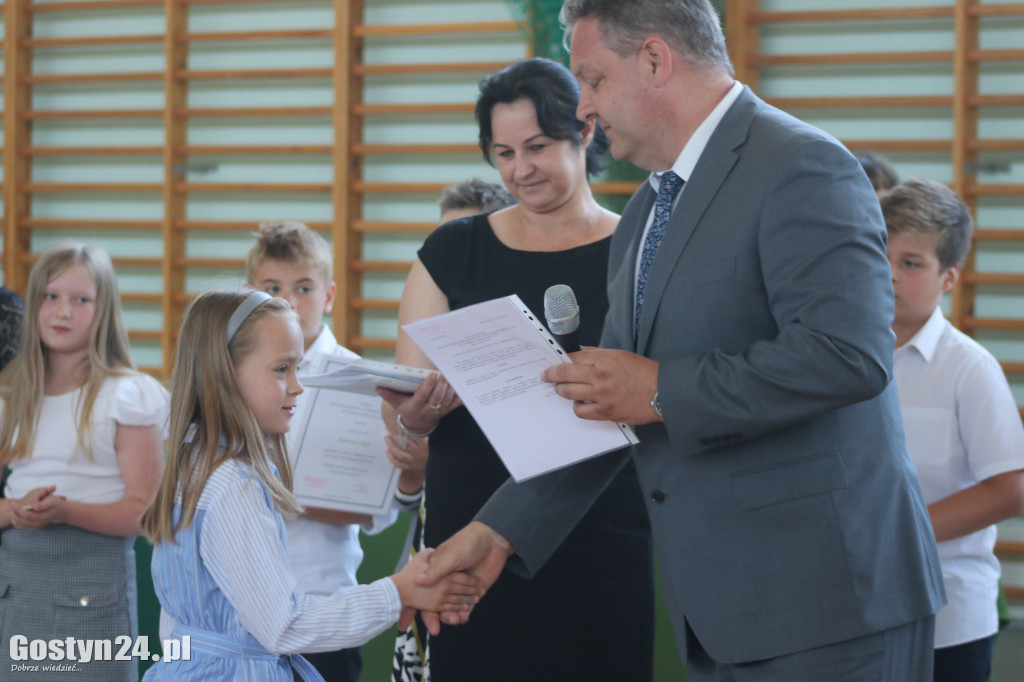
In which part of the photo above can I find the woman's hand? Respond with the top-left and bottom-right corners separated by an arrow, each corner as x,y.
377,371 -> 461,436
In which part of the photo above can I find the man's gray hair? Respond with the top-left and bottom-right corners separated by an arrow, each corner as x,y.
560,0 -> 734,76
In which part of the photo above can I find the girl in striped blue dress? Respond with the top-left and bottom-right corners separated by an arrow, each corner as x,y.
140,289 -> 482,682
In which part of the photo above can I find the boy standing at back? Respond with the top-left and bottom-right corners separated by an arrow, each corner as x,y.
247,221 -> 425,682
883,179 -> 1024,682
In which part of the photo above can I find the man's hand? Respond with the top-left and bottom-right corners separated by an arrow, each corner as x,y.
413,521 -> 514,633
541,348 -> 661,424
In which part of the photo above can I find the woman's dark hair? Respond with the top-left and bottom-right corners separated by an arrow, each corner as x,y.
476,57 -> 609,178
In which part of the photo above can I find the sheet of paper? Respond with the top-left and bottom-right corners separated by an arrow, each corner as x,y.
288,352 -> 400,515
403,295 -> 637,482
301,355 -> 430,395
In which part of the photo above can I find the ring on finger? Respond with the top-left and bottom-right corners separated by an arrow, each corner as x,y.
430,402 -> 443,411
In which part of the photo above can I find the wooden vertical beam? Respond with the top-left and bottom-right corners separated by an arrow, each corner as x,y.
950,0 -> 979,330
333,0 -> 365,352
726,0 -> 759,90
3,0 -> 34,293
162,0 -> 189,379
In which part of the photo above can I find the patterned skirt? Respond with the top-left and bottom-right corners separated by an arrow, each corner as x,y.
0,525 -> 138,681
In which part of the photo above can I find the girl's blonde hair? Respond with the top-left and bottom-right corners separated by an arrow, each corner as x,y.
141,289 -> 302,545
0,242 -> 134,464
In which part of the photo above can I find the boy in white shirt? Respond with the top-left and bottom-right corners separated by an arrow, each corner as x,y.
247,221 -> 426,682
884,178 -> 1024,682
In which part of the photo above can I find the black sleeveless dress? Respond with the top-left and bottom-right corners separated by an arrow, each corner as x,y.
418,214 -> 655,682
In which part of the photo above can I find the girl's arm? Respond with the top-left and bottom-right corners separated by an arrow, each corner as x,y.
8,423 -> 163,535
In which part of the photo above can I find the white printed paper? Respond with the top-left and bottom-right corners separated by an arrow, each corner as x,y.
403,295 -> 637,482
288,352 -> 400,515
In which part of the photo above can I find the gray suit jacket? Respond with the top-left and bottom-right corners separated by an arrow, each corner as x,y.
477,87 -> 945,663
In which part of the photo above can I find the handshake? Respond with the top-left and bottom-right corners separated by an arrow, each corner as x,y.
389,522 -> 514,634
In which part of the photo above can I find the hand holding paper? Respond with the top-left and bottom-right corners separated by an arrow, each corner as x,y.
541,348 -> 663,425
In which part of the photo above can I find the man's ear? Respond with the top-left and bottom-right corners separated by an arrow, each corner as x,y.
639,36 -> 673,87
323,281 -> 336,314
940,264 -> 960,292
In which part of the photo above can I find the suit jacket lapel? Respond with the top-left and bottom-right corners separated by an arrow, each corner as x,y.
635,88 -> 758,354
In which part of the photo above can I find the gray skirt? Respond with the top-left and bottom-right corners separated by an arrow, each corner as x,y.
0,524 -> 139,681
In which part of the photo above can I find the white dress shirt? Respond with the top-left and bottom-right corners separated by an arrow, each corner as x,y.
895,306 -> 1024,648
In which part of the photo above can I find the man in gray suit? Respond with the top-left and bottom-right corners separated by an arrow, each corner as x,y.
415,1 -> 946,678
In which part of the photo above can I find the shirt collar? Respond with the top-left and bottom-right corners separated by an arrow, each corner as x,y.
650,80 -> 744,192
901,306 -> 946,362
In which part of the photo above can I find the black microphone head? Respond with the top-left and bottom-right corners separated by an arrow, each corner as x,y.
544,284 -> 580,334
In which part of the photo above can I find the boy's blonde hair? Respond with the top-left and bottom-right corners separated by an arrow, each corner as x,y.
245,221 -> 333,285
0,242 -> 134,464
140,289 -> 302,545
880,178 -> 973,270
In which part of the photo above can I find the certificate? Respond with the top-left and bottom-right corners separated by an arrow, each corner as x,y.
301,356 -> 430,395
403,295 -> 637,482
288,352 -> 400,515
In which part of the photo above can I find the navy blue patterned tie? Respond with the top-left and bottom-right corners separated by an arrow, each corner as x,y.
635,171 -> 684,338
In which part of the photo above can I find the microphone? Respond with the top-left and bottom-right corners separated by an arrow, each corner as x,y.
544,284 -> 581,353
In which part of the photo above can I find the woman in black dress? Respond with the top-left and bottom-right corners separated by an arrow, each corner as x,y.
384,58 -> 654,682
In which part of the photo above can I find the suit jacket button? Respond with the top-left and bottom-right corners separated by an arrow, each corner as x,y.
651,490 -> 665,504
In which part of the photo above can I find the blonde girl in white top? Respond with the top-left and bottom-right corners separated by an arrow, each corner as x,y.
0,242 -> 169,682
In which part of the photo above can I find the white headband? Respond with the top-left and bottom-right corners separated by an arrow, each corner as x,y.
226,290 -> 272,343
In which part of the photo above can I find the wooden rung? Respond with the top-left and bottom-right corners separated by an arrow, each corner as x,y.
173,257 -> 245,269
24,182 -> 163,193
112,257 -> 161,267
350,260 -> 414,273
353,21 -> 519,38
971,94 -> 1024,108
181,29 -> 333,43
177,182 -> 332,193
353,220 -> 437,233
750,51 -> 952,67
175,220 -> 331,231
354,182 -> 451,195
121,293 -> 162,304
27,146 -> 163,156
24,34 -> 164,48
24,108 -> 163,120
22,71 -> 163,84
1004,585 -> 1024,600
352,103 -> 474,116
591,181 -> 644,195
1002,362 -> 1024,375
972,4 -> 1024,17
970,140 -> 1024,152
22,218 -> 163,230
837,139 -> 950,152
182,144 -> 331,155
765,96 -> 952,109
182,106 -> 332,118
960,316 -> 1024,332
975,229 -> 1024,241
183,0 -> 303,5
350,298 -> 400,311
962,273 -> 1024,286
351,143 -> 480,155
128,330 -> 163,341
346,336 -> 397,351
748,8 -> 954,24
353,61 -> 511,76
966,184 -> 1024,197
971,48 -> 1024,63
177,68 -> 333,80
28,0 -> 163,13
996,540 -> 1024,556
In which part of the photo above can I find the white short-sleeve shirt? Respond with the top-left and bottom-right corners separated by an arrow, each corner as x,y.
4,372 -> 169,504
895,306 -> 1024,648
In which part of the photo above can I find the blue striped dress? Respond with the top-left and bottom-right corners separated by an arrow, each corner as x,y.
145,459 -> 401,681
